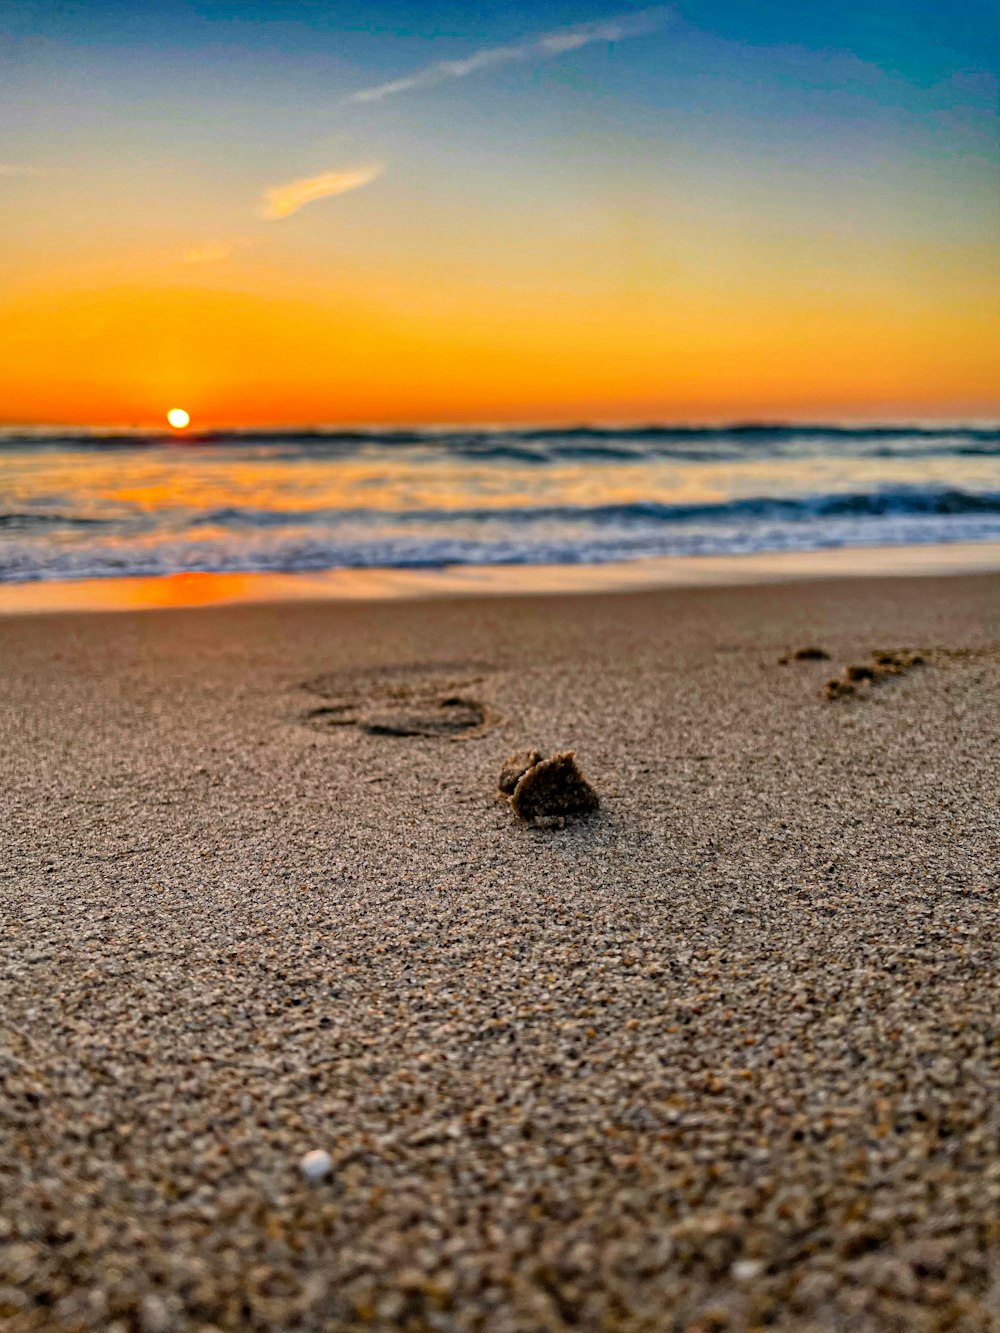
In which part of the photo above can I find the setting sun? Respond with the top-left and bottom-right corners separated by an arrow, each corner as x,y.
167,408 -> 190,430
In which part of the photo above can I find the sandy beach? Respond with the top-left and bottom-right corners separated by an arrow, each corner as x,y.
1,570 -> 998,1331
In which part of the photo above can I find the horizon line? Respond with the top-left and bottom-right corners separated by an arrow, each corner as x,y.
1,416 -> 998,435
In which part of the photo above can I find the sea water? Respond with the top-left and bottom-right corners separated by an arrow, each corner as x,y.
0,423 -> 997,583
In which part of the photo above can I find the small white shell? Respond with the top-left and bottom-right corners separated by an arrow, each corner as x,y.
299,1148 -> 333,1182
731,1259 -> 763,1282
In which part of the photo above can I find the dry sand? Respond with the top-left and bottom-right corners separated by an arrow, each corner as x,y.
1,572 -> 998,1332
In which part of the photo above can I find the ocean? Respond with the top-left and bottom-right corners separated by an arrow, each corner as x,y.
0,423 -> 997,583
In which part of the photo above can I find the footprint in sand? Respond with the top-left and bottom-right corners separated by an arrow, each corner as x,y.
300,663 -> 501,739
778,645 -> 929,701
820,649 -> 926,702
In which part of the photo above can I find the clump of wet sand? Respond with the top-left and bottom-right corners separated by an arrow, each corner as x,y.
499,749 -> 600,822
497,749 -> 543,795
822,677 -> 857,701
779,645 -> 830,663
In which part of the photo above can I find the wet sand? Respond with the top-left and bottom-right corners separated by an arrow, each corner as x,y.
1,540 -> 998,616
1,572 -> 998,1330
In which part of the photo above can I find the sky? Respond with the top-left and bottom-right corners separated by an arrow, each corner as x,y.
0,0 -> 997,426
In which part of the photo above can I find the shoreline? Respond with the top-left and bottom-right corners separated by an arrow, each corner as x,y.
0,538 -> 998,616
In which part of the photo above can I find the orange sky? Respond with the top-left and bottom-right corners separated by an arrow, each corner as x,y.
3,240 -> 996,426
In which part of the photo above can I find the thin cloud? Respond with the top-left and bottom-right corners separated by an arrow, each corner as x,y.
0,163 -> 44,176
260,163 -> 383,220
342,7 -> 669,106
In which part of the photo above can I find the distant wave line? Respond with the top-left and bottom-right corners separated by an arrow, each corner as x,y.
6,486 -> 1000,537
1,423 -> 997,462
169,487 -> 1000,526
